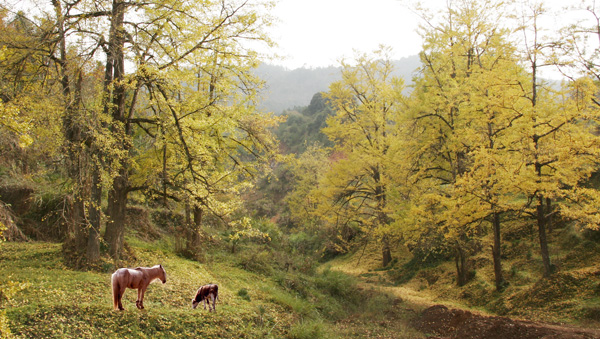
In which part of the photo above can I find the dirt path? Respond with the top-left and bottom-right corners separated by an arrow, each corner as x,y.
357,272 -> 600,338
325,244 -> 600,338
414,304 -> 600,339
330,259 -> 600,338
361,276 -> 600,338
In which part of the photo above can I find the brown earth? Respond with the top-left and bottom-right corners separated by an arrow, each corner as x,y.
414,304 -> 600,339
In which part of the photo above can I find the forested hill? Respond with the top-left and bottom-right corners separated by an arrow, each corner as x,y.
256,55 -> 420,114
274,92 -> 333,155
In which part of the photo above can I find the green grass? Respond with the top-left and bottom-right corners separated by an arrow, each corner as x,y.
0,240 -> 426,338
0,241 -> 291,338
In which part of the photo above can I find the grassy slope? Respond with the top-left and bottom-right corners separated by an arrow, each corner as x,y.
0,238 -> 425,338
327,224 -> 600,329
6,223 -> 597,338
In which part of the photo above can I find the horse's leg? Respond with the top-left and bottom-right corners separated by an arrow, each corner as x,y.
140,287 -> 146,309
137,287 -> 146,309
118,286 -> 126,311
135,288 -> 140,309
203,298 -> 207,310
136,288 -> 142,309
112,275 -> 119,310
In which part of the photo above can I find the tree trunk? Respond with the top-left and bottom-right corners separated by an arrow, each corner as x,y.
537,196 -> 553,277
528,15 -> 553,278
382,241 -> 392,267
69,189 -> 88,251
546,197 -> 553,233
491,212 -> 506,291
373,167 -> 393,268
54,0 -> 89,256
190,206 -> 203,250
455,243 -> 469,286
102,0 -> 128,261
162,143 -> 168,206
104,169 -> 128,260
86,162 -> 102,262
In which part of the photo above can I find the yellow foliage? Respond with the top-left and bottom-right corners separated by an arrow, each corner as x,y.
229,217 -> 271,243
0,100 -> 33,148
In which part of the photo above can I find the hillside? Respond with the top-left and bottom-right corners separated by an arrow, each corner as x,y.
2,205 -> 600,338
0,221 -> 424,338
255,55 -> 420,114
275,92 -> 333,154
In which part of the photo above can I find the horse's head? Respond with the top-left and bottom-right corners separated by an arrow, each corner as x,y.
159,264 -> 167,284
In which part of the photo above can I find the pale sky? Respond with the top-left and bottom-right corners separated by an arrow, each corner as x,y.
266,0 -> 422,69
265,0 -> 574,70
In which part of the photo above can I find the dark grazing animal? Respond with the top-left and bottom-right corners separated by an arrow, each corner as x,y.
192,284 -> 219,312
111,264 -> 167,311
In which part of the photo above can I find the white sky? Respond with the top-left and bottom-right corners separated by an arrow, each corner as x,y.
266,0 -> 422,69
265,0 -> 575,70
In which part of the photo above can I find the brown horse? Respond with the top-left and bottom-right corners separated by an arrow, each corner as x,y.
111,264 -> 167,311
192,284 -> 219,312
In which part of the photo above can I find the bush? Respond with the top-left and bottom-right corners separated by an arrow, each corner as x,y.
253,218 -> 282,245
150,209 -> 184,230
237,246 -> 274,276
237,288 -> 251,301
314,268 -> 358,302
274,272 -> 310,298
288,320 -> 333,339
21,191 -> 67,241
288,231 -> 321,255
126,206 -> 163,241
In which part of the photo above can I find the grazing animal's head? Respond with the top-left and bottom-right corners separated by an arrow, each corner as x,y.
159,264 -> 167,284
192,290 -> 202,309
192,297 -> 201,309
192,286 -> 207,309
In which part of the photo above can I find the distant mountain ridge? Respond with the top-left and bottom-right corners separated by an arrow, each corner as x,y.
255,55 -> 421,114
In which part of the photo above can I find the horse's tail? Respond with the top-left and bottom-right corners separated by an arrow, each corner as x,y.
111,272 -> 119,310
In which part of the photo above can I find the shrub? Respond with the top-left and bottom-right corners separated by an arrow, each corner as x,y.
314,268 -> 358,302
126,206 -> 162,241
237,288 -> 251,301
21,191 -> 67,241
253,218 -> 282,244
288,320 -> 333,339
237,246 -> 274,275
150,209 -> 184,230
288,231 -> 321,255
274,272 -> 309,298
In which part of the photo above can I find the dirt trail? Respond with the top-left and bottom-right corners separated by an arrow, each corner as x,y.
334,262 -> 600,338
326,244 -> 600,338
366,276 -> 600,338
414,304 -> 600,339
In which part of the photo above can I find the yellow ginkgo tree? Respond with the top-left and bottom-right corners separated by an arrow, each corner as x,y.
319,49 -> 406,267
9,0 -> 279,262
